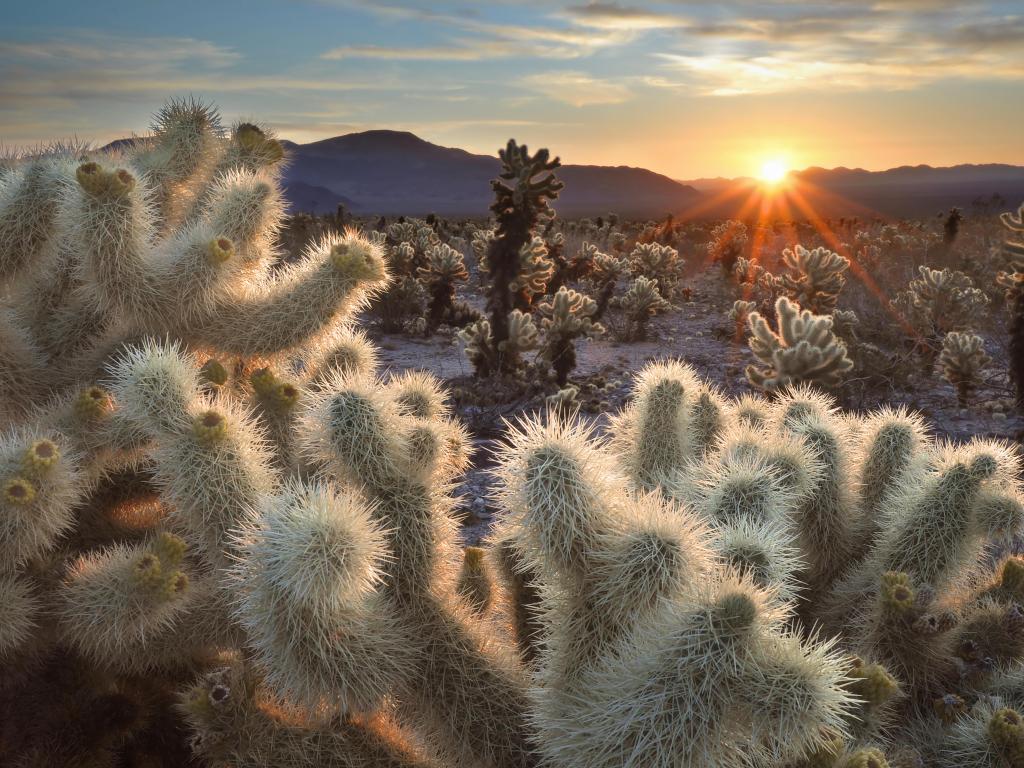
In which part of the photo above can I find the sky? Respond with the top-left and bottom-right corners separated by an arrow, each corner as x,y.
1,0 -> 1022,179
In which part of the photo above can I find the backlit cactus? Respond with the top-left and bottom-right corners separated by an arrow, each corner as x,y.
940,331 -> 991,406
778,244 -> 850,314
538,285 -> 604,385
746,296 -> 855,391
5,99 -> 1024,768
613,274 -> 671,340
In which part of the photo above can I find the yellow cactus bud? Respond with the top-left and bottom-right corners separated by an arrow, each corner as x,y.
1003,558 -> 1024,596
235,123 -> 266,150
270,381 -> 300,411
843,748 -> 888,768
108,168 -> 136,197
330,240 -> 383,280
3,476 -> 36,506
163,570 -> 189,599
249,367 -> 277,397
200,359 -> 228,387
193,410 -> 228,445
74,386 -> 112,420
153,532 -> 187,567
849,662 -> 899,707
132,553 -> 164,590
23,439 -> 59,473
76,162 -> 104,194
989,708 -> 1024,765
803,728 -> 844,768
880,572 -> 915,613
206,237 -> 234,265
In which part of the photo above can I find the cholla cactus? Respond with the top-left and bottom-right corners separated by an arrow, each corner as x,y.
729,299 -> 757,338
9,102 -> 1024,768
1000,202 -> 1024,409
894,266 -> 989,347
537,286 -> 604,385
418,242 -> 469,332
472,140 -> 562,378
459,310 -> 538,378
0,98 -> 389,427
707,220 -> 748,276
746,296 -> 854,391
777,245 -> 850,314
628,241 -> 685,299
510,234 -> 555,308
613,275 -> 671,341
582,243 -> 628,319
732,255 -> 780,311
939,332 -> 991,407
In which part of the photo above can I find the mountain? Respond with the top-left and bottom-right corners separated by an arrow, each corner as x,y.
280,131 -> 701,217
282,181 -> 355,215
677,164 -> 1024,219
102,132 -> 1023,220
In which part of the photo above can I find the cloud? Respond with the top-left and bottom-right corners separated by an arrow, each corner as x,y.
322,44 -> 484,61
521,72 -> 632,106
0,34 -> 240,68
656,47 -> 1024,96
561,2 -> 687,30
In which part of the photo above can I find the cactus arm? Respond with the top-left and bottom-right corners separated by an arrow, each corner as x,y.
191,232 -> 388,357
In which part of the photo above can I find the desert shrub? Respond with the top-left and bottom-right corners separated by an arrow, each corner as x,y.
464,140 -> 561,377
777,244 -> 850,314
939,331 -> 991,407
537,286 -> 604,386
628,241 -> 686,299
746,296 -> 854,392
611,275 -> 671,341
707,220 -> 749,276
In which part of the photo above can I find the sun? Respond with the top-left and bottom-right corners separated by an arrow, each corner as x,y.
759,158 -> 788,185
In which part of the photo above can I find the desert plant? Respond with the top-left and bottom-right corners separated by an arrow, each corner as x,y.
582,243 -> 628,319
944,207 -> 964,246
729,299 -> 758,339
707,220 -> 749,277
894,266 -> 989,370
0,99 -> 397,434
627,241 -> 685,299
1000,202 -> 1024,409
777,244 -> 850,314
939,332 -> 991,407
417,242 -> 469,332
746,296 -> 854,392
469,140 -> 561,378
612,275 -> 671,341
537,286 -> 604,386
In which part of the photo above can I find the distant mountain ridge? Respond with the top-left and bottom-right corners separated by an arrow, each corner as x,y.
103,133 -> 1024,219
279,131 -> 701,217
679,164 -> 1024,219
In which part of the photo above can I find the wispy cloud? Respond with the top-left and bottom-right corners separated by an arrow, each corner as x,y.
521,71 -> 632,106
322,44 -> 484,61
560,2 -> 687,30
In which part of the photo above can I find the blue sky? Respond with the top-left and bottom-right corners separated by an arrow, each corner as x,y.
2,0 -> 1022,177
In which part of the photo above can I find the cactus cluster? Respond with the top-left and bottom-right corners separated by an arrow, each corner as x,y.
745,296 -> 855,391
0,98 -> 390,427
777,244 -> 850,314
5,100 -> 1024,768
